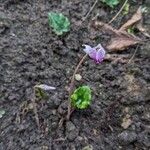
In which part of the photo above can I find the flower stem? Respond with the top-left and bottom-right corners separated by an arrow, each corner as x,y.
67,54 -> 88,120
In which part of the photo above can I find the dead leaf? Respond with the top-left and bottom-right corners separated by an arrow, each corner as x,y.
93,7 -> 144,51
119,7 -> 142,31
106,34 -> 142,51
94,21 -> 119,35
94,21 -> 142,51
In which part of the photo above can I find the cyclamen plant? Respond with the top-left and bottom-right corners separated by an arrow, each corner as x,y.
47,11 -> 106,119
67,44 -> 106,119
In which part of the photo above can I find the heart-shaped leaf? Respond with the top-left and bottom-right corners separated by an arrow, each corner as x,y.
102,0 -> 120,8
48,12 -> 70,35
71,86 -> 92,109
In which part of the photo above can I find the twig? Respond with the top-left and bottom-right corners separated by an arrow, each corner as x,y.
31,87 -> 40,130
66,54 -> 88,120
127,45 -> 139,64
82,0 -> 98,21
53,137 -> 66,142
108,0 -> 128,24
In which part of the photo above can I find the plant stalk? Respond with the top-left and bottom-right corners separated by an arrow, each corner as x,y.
67,54 -> 88,120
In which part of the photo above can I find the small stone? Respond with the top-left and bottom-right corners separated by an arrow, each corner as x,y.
0,110 -> 5,118
70,144 -> 76,150
52,109 -> 56,115
82,145 -> 93,150
141,112 -> 150,122
77,136 -> 83,141
137,131 -> 150,147
66,121 -> 78,141
66,121 -> 76,132
67,129 -> 79,141
57,102 -> 68,115
28,103 -> 34,110
123,107 -> 129,113
121,117 -> 132,129
75,74 -> 82,81
47,97 -> 61,109
118,131 -> 137,145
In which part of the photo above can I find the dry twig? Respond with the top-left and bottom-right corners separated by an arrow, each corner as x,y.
108,0 -> 128,24
82,0 -> 98,21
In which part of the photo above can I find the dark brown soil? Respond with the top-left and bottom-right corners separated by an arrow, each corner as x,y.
0,0 -> 150,150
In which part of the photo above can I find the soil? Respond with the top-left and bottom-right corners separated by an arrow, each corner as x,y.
0,0 -> 150,150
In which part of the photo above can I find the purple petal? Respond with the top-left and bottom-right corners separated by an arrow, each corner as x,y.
83,44 -> 106,63
88,48 -> 97,60
96,48 -> 105,63
83,45 -> 93,54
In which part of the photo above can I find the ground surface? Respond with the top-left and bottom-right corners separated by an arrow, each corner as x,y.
0,0 -> 150,150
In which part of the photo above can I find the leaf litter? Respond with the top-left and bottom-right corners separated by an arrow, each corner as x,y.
93,7 -> 149,51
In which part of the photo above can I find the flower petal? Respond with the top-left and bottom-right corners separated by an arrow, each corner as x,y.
96,48 -> 105,63
94,44 -> 106,63
83,45 -> 93,54
88,48 -> 97,60
94,44 -> 103,50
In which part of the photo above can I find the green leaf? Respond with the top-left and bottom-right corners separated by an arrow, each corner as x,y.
71,86 -> 92,109
127,26 -> 135,34
48,12 -> 70,35
123,3 -> 130,15
35,88 -> 48,100
102,0 -> 120,8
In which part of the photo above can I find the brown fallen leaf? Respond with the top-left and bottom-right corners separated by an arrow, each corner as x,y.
119,7 -> 142,31
106,33 -> 142,51
94,21 -> 142,51
93,7 -> 145,51
136,22 -> 150,38
119,6 -> 150,37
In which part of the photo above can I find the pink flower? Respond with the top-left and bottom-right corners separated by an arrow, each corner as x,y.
83,44 -> 106,63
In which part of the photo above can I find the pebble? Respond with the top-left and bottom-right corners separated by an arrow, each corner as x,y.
57,102 -> 68,115
82,145 -> 93,150
121,117 -> 132,129
75,74 -> 82,81
118,131 -> 137,145
66,121 -> 79,141
66,121 -> 76,131
137,130 -> 150,147
66,129 -> 79,142
47,96 -> 61,109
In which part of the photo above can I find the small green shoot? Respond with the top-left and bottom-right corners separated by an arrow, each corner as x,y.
34,84 -> 56,100
0,110 -> 5,118
35,87 -> 47,100
48,12 -> 70,35
71,86 -> 92,109
102,0 -> 120,8
123,3 -> 130,15
127,26 -> 137,35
